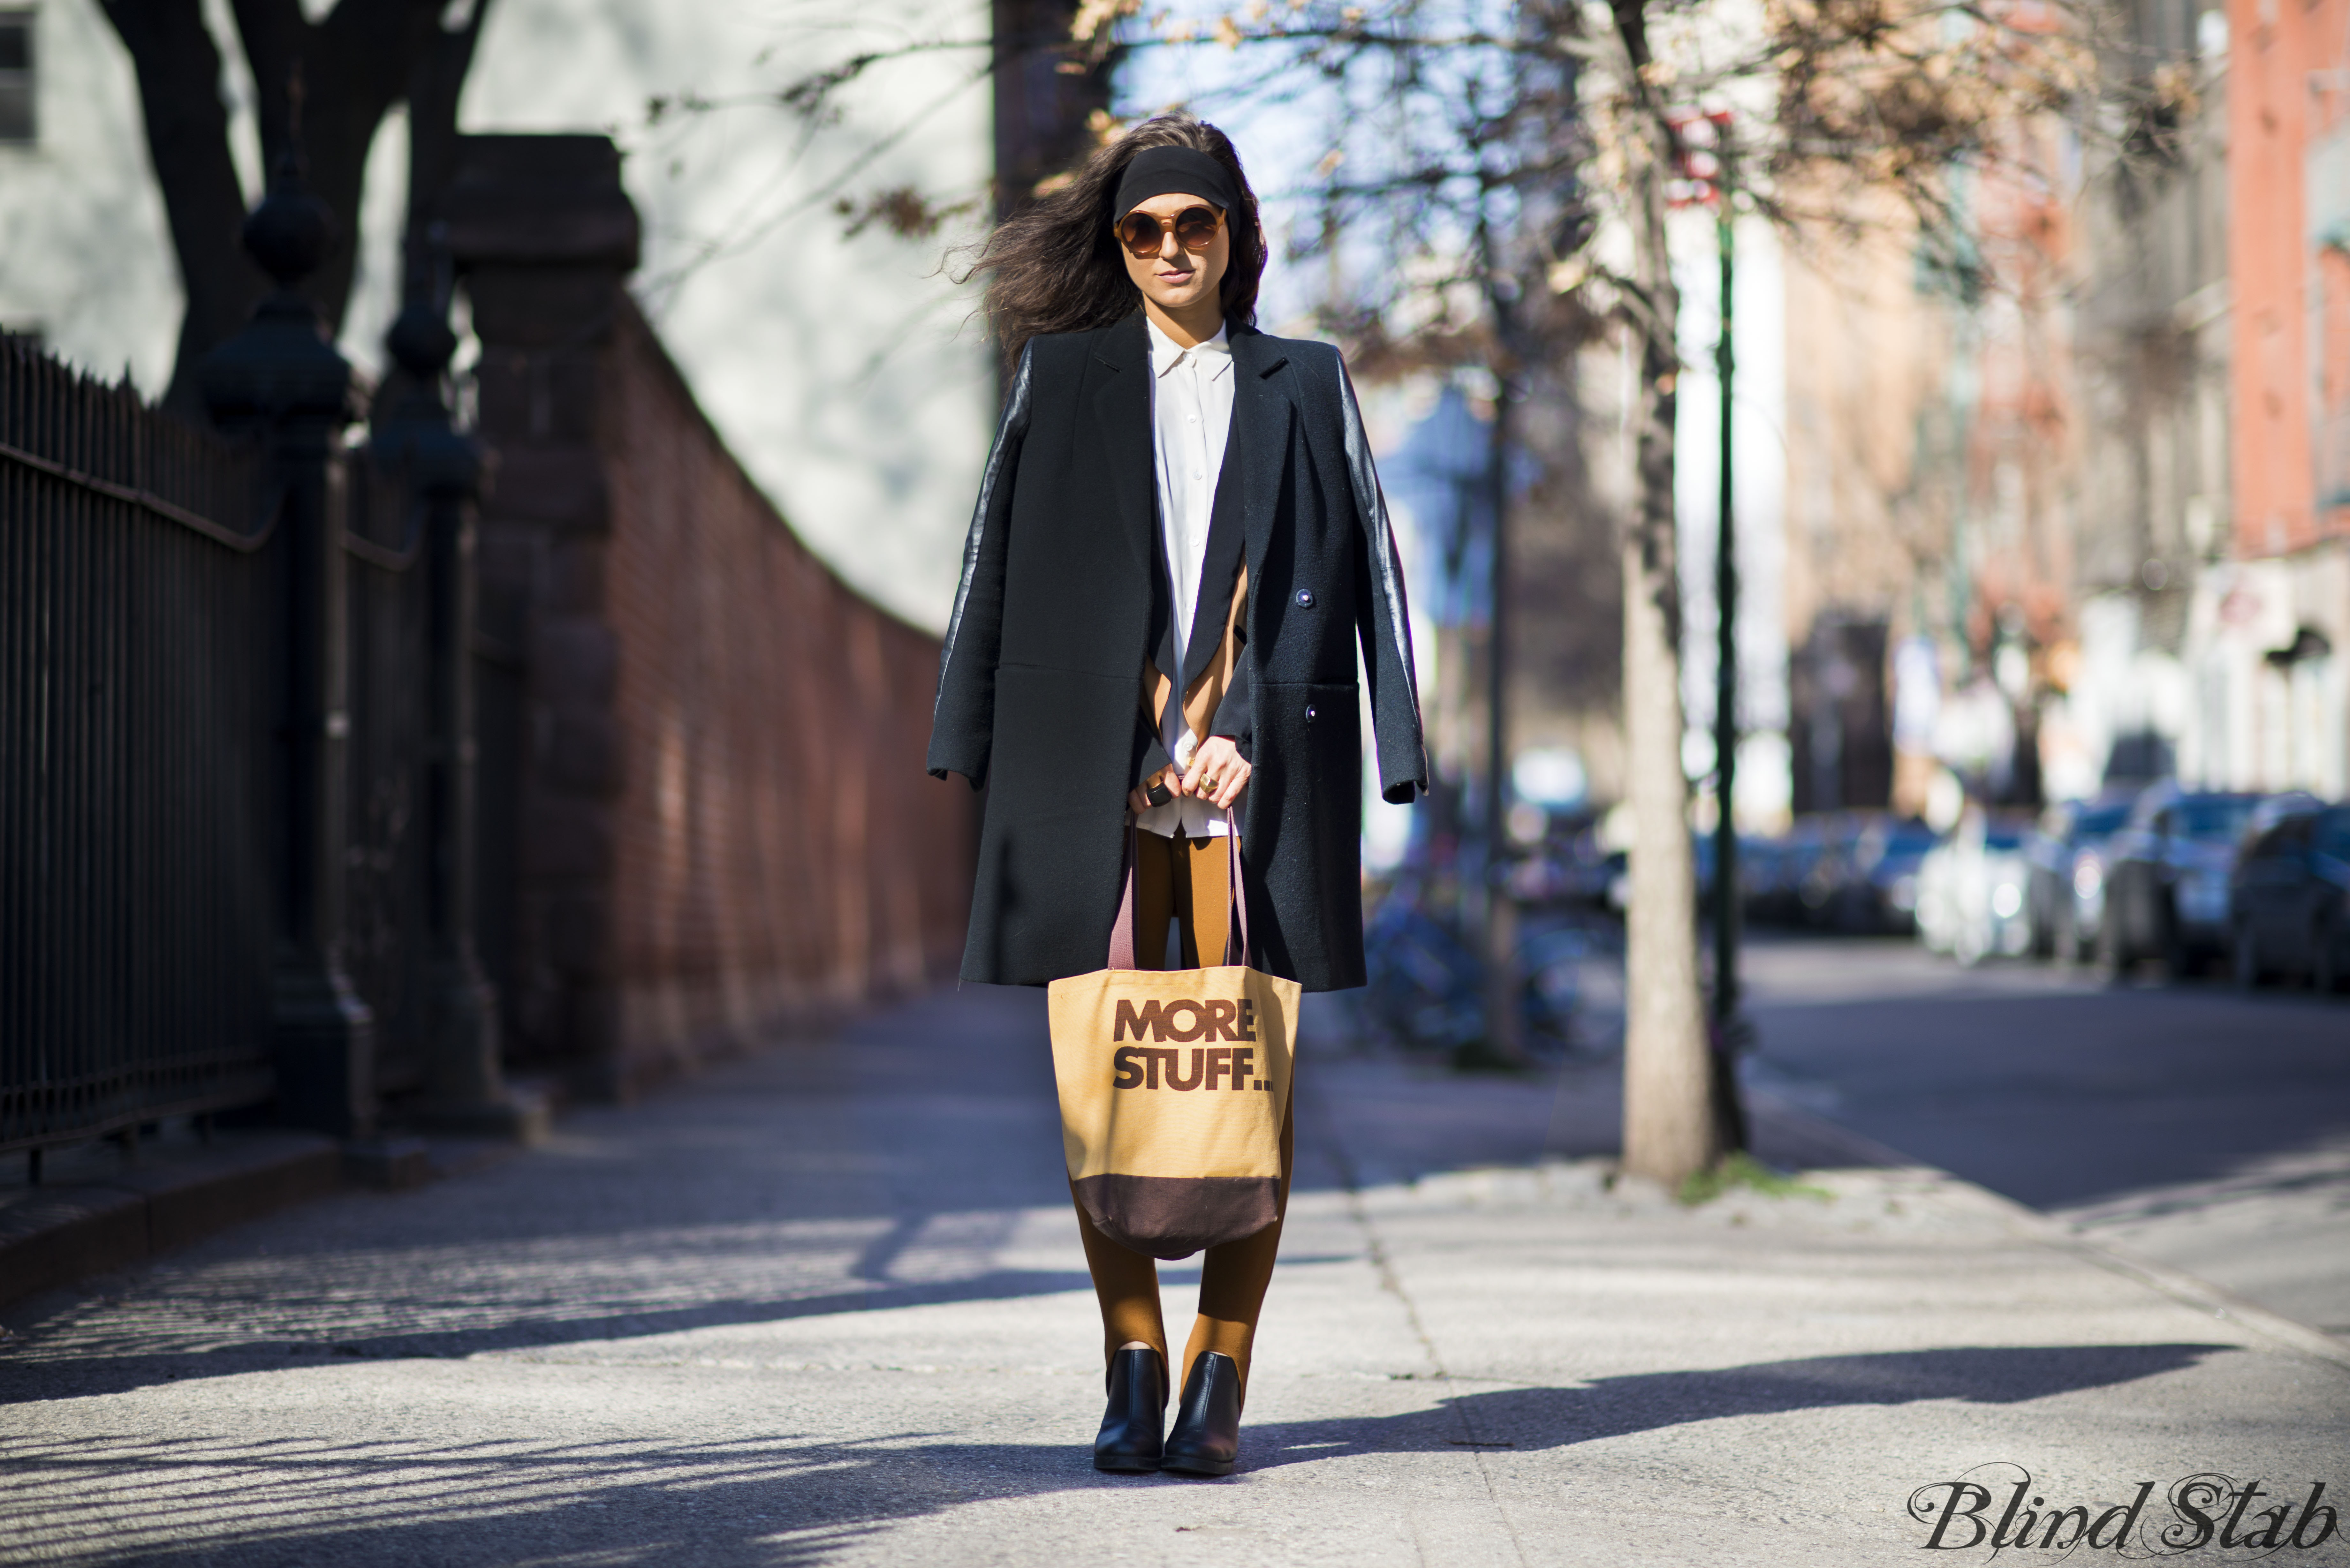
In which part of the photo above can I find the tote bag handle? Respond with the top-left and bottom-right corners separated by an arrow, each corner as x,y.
1107,810 -> 1248,970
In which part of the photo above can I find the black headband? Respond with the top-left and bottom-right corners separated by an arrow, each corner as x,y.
1114,147 -> 1239,221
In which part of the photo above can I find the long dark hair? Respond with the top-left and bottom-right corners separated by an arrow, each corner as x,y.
966,114 -> 1269,369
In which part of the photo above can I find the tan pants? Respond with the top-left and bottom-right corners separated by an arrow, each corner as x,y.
1070,825 -> 1292,1409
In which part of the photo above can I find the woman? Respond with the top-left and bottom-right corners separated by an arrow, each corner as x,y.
928,114 -> 1425,1476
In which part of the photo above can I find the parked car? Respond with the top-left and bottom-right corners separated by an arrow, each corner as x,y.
1741,814 -> 1964,936
1849,816 -> 1939,933
1919,810 -> 2033,964
1786,815 -> 1845,927
2022,794 -> 2136,960
1741,834 -> 1793,920
2099,783 -> 2266,976
2229,801 -> 2350,991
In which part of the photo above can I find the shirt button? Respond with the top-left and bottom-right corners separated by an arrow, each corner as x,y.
1305,705 -> 1318,725
1295,588 -> 1316,607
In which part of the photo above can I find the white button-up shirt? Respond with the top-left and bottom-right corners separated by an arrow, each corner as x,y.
1136,316 -> 1239,840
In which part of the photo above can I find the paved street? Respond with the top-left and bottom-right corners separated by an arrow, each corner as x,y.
5,981 -> 2347,1566
1740,937 -> 2350,1342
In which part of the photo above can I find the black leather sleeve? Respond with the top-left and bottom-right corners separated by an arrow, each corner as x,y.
926,344 -> 1034,788
1336,353 -> 1429,803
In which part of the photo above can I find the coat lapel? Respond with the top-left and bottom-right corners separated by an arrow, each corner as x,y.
1180,410 -> 1251,690
1107,316 -> 1294,701
1226,327 -> 1294,605
1091,313 -> 1157,585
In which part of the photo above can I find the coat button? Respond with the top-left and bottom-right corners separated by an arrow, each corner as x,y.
1305,705 -> 1317,725
1295,588 -> 1315,607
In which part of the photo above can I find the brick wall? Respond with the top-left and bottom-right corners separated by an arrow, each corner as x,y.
598,302 -> 972,1069
447,134 -> 974,1097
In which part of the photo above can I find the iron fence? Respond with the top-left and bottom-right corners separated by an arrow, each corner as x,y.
2,146 -> 555,1168
0,342 -> 277,1154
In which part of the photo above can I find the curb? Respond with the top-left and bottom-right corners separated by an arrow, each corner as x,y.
0,1132 -> 342,1310
0,1084 -> 557,1313
1742,1087 -> 1916,1172
1746,1089 -> 2350,1375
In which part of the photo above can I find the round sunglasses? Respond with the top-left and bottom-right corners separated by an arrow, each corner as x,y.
1114,204 -> 1226,259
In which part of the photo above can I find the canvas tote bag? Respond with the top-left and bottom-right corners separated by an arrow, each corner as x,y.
1048,814 -> 1300,1260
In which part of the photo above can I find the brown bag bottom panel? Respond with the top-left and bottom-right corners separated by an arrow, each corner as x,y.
1074,1172 -> 1280,1261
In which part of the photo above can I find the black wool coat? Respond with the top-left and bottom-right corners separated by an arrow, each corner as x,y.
926,312 -> 1427,992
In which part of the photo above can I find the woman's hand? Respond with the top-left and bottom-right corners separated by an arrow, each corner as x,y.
1181,737 -> 1251,810
1128,768 -> 1171,815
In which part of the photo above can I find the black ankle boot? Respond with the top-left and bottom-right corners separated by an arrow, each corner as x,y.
1160,1351 -> 1242,1476
1093,1346 -> 1166,1472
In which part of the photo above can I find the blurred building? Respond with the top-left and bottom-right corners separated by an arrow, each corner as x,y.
2068,0 -> 2348,803
0,0 -> 994,633
2194,0 -> 2350,797
1777,0 -> 2349,816
2059,0 -> 2232,803
0,0 -> 179,379
1781,197 -> 1957,819
1779,130 -> 2079,821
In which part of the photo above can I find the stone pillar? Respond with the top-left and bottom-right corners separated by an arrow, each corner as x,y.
376,232 -> 549,1142
439,135 -> 640,1098
200,152 -> 375,1136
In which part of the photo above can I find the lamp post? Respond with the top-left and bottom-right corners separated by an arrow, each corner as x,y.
1668,105 -> 1749,1150
1709,148 -> 1748,1151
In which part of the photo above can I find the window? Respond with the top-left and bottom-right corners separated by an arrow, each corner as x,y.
2076,803 -> 2131,838
0,10 -> 32,146
2253,817 -> 2313,860
2176,796 -> 2259,842
2317,810 -> 2350,860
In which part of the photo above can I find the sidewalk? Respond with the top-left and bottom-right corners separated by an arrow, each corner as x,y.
3,986 -> 2345,1566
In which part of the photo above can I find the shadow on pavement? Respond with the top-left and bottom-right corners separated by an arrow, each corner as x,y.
1240,1343 -> 2234,1468
0,1343 -> 2232,1566
0,1252 -> 1346,1406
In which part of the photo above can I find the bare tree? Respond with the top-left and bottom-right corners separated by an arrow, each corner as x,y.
97,0 -> 491,417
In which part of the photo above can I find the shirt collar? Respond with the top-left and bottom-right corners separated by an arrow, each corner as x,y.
1146,317 -> 1232,380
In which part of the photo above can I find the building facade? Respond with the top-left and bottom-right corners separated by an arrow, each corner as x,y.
1777,0 -> 2350,817
2190,0 -> 2350,798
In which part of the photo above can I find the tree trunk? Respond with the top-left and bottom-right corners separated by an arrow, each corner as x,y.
106,0 -> 449,413
367,0 -> 493,430
235,0 -> 444,342
99,0 -> 267,419
1612,0 -> 1721,1189
991,0 -> 1115,222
